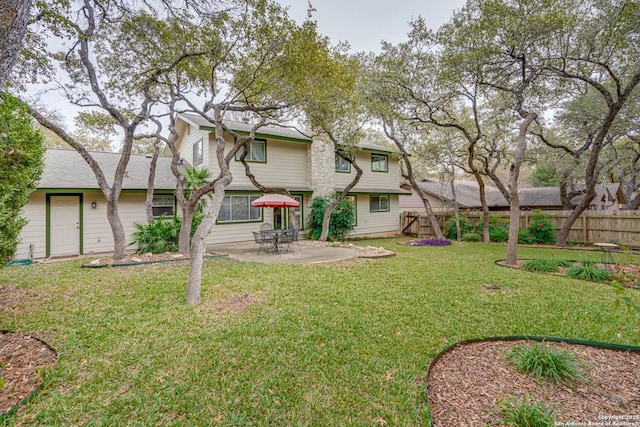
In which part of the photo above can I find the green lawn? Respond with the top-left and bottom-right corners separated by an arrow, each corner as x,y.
1,240 -> 639,426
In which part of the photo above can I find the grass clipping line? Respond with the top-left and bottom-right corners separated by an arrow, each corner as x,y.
506,342 -> 590,387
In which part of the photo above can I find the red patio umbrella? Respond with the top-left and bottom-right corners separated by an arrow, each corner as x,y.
251,194 -> 300,208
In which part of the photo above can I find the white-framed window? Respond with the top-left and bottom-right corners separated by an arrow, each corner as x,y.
236,139 -> 266,162
152,195 -> 175,218
291,195 -> 304,230
370,195 -> 389,212
193,139 -> 203,165
371,153 -> 388,172
218,195 -> 262,223
335,153 -> 351,172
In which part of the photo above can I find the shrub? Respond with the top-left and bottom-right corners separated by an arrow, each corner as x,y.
306,197 -> 355,241
489,223 -> 510,243
407,238 -> 452,246
527,219 -> 556,244
131,216 -> 180,253
461,232 -> 482,242
518,229 -> 536,244
443,216 -> 477,240
130,214 -> 202,254
566,261 -> 613,281
497,395 -> 557,427
506,342 -> 589,386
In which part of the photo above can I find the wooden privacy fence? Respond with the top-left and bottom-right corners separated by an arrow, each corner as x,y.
400,210 -> 640,246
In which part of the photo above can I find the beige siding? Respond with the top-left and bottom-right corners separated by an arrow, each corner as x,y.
335,151 -> 402,191
351,195 -> 399,237
17,192 -> 156,259
83,193 -> 148,254
15,193 -> 47,259
177,126 -> 210,168
211,135 -> 309,189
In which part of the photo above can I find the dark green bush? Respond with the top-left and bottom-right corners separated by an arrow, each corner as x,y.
307,197 -> 355,240
527,219 -> 556,244
518,228 -> 536,244
461,232 -> 482,242
489,223 -> 510,242
444,216 -> 477,240
130,215 -> 180,253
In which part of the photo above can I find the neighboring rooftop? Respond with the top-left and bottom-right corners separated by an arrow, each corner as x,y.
405,178 -> 625,210
38,149 -> 177,190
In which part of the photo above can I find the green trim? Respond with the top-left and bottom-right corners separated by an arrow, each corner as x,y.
369,194 -> 390,212
36,188 -> 175,194
346,194 -> 358,226
216,194 -> 263,225
371,153 -> 389,173
37,188 -> 102,194
46,193 -> 83,257
201,126 -> 312,144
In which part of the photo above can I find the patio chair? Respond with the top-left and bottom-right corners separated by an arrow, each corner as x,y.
289,228 -> 301,252
260,222 -> 273,231
252,231 -> 274,254
277,229 -> 295,253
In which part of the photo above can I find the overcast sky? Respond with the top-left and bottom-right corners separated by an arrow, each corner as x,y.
276,0 -> 466,53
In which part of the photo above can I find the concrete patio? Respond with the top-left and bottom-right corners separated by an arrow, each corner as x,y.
210,240 -> 360,264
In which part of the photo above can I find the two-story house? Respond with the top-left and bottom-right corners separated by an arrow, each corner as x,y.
13,115 -> 407,260
175,113 -> 408,245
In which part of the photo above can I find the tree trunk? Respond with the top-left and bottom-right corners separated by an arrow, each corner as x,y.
179,205 -> 195,254
106,194 -> 128,260
505,112 -> 537,265
186,177 -> 229,305
468,146 -> 490,243
0,0 -> 32,87
450,180 -> 461,240
144,140 -> 160,223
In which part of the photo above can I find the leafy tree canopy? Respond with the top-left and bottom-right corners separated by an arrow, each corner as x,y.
0,93 -> 45,264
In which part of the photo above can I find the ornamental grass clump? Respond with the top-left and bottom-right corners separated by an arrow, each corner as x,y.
506,342 -> 589,386
566,261 -> 613,282
497,395 -> 557,427
521,259 -> 560,272
407,238 -> 452,246
522,258 -> 571,272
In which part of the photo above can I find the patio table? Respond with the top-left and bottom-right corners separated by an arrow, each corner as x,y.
260,229 -> 292,254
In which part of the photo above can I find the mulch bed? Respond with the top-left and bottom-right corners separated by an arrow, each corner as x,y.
81,252 -> 227,267
427,339 -> 640,426
497,260 -> 640,289
0,332 -> 57,416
